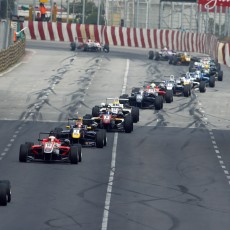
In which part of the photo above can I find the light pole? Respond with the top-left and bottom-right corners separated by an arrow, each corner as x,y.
82,0 -> 85,24
97,0 -> 101,25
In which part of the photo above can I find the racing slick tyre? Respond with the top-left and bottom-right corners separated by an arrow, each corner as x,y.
92,106 -> 100,117
96,130 -> 104,148
218,70 -> 223,81
169,56 -> 173,64
0,184 -> 7,206
19,144 -> 28,162
209,75 -> 215,87
119,94 -> 129,105
0,180 -> 11,202
53,128 -> 63,139
154,52 -> 160,61
76,144 -> 82,162
154,96 -> 163,110
83,44 -> 88,51
172,56 -> 178,65
131,106 -> 139,123
216,62 -> 221,71
69,145 -> 79,164
103,44 -> 110,53
148,50 -> 154,60
100,129 -> 107,146
124,115 -> 133,133
70,42 -> 76,51
199,81 -> 206,93
83,114 -> 93,126
183,85 -> 191,97
165,90 -> 173,103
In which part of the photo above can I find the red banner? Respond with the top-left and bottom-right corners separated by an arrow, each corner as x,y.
198,0 -> 230,7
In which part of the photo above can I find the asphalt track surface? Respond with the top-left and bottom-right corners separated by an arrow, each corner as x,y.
0,40 -> 230,230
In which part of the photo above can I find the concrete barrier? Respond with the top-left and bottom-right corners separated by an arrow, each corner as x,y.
21,21 -> 229,66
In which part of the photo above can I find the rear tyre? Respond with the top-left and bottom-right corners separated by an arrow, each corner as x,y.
131,107 -> 139,123
155,96 -> 163,110
165,90 -> 173,103
96,130 -> 104,148
19,144 -> 28,162
199,81 -> 206,93
124,115 -> 133,133
148,50 -> 154,60
69,145 -> 79,164
218,70 -> 223,81
209,76 -> 215,87
92,106 -> 100,117
183,85 -> 190,97
70,42 -> 76,51
0,184 -> 7,206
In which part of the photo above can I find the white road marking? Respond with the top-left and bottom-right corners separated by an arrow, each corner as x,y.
101,132 -> 118,230
101,59 -> 129,230
121,59 -> 129,95
224,170 -> 229,175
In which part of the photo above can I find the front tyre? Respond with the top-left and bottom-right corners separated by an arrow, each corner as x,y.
19,144 -> 28,162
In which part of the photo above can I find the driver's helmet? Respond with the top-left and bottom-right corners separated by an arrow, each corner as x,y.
48,136 -> 56,142
163,46 -> 168,51
150,83 -> 156,88
75,119 -> 82,128
106,106 -> 111,114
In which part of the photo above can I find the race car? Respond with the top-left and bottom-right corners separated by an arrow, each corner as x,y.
91,104 -> 133,133
124,81 -> 173,110
70,37 -> 109,53
0,180 -> 11,206
92,97 -> 139,123
19,133 -> 82,164
189,58 -> 223,81
53,115 -> 107,148
148,47 -> 177,61
164,75 -> 192,97
169,52 -> 191,65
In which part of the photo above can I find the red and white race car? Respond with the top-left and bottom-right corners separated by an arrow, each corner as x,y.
19,132 -> 82,164
70,38 -> 109,53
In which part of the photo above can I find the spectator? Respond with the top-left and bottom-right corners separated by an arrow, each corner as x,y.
39,3 -> 46,21
36,12 -> 41,21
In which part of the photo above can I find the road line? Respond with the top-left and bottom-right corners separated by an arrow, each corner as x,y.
101,133 -> 118,230
101,59 -> 129,230
121,59 -> 130,95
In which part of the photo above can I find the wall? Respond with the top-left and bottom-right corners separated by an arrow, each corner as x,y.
22,21 -> 226,64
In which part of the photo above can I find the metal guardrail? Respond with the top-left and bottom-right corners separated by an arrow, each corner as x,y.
0,39 -> 25,73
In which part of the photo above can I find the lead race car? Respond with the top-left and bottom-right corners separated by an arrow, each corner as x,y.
19,132 -> 82,164
0,180 -> 11,206
70,37 -> 109,53
148,47 -> 177,61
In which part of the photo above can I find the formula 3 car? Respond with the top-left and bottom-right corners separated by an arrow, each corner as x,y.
148,47 -> 177,61
164,75 -> 192,97
70,37 -> 109,53
91,105 -> 133,133
19,133 -> 82,164
0,180 -> 11,206
53,115 -> 107,148
92,97 -> 139,123
169,52 -> 191,65
125,81 -> 173,110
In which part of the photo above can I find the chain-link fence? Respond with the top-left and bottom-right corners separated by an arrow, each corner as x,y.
105,0 -> 230,39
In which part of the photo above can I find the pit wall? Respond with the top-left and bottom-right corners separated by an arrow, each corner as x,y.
20,21 -> 230,68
